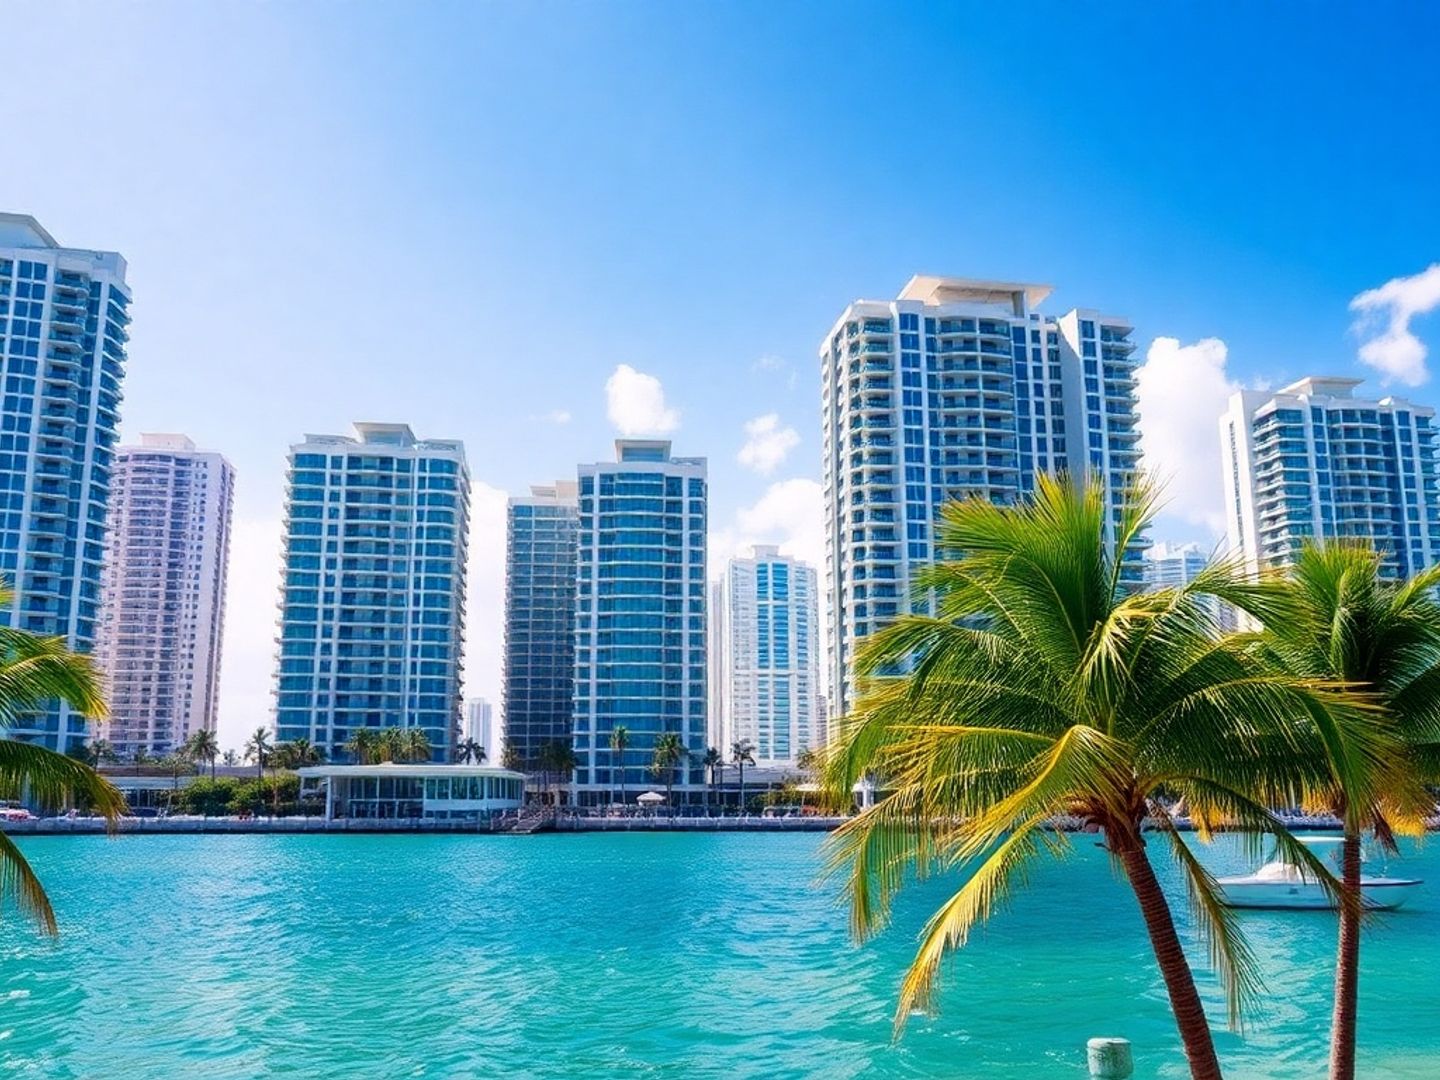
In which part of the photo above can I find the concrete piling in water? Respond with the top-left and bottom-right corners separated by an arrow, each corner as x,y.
1086,1037 -> 1133,1078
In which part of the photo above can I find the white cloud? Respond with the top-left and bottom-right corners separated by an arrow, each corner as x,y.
736,413 -> 800,475
710,478 -> 824,574
542,409 -> 571,425
1350,263 -> 1440,386
605,364 -> 679,435
1134,337 -> 1237,536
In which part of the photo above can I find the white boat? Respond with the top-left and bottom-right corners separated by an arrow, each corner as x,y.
1216,837 -> 1423,911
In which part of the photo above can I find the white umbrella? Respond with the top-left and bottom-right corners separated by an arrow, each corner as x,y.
637,791 -> 666,804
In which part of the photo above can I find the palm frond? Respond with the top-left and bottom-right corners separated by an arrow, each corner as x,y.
0,828 -> 57,935
1149,808 -> 1263,1028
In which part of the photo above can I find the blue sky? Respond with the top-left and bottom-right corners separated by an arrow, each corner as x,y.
9,2 -> 1440,750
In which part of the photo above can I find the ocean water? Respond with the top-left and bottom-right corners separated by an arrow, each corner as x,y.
0,831 -> 1435,1079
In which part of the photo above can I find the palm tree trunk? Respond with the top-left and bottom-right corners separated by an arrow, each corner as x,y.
1114,829 -> 1224,1080
1329,828 -> 1362,1080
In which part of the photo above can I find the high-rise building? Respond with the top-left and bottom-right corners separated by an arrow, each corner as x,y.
502,481 -> 578,767
1221,377 -> 1440,578
573,440 -> 706,804
274,423 -> 469,762
0,213 -> 131,752
720,545 -> 821,768
821,275 -> 1141,714
464,697 -> 494,752
95,435 -> 235,757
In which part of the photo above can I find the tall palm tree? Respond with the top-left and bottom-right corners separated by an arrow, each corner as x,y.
544,740 -> 577,806
730,739 -> 755,813
1235,543 -> 1439,1080
652,733 -> 686,810
454,738 -> 486,765
221,749 -> 239,767
345,728 -> 377,765
822,477 -> 1352,1080
0,594 -> 125,934
399,727 -> 431,764
244,727 -> 272,784
702,747 -> 723,810
186,729 -> 220,780
609,725 -> 630,806
500,743 -> 524,771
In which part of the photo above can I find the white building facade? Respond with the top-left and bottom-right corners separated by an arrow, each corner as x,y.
721,546 -> 821,768
821,275 -> 1142,715
1221,377 -> 1439,578
0,214 -> 131,752
274,423 -> 469,762
573,440 -> 707,804
95,435 -> 235,757
464,697 -> 494,752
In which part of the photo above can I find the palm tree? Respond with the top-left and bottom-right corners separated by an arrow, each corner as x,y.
345,728 -> 377,765
609,725 -> 630,807
186,729 -> 220,780
822,477 -> 1350,1080
730,739 -> 755,813
0,591 -> 126,934
454,738 -> 486,765
399,727 -> 431,764
702,747 -> 723,811
87,738 -> 118,767
796,747 -> 819,810
651,732 -> 686,810
1235,543 -> 1439,1080
376,726 -> 406,764
543,740 -> 577,806
244,727 -> 272,785
500,743 -> 524,771
221,749 -> 239,767
274,737 -> 325,770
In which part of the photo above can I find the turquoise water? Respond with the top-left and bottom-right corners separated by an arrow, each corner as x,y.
1,832 -> 1435,1078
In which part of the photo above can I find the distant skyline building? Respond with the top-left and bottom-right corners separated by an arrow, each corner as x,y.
95,435 -> 235,758
1141,541 -> 1236,631
720,545 -> 821,768
502,480 -> 578,767
573,440 -> 706,804
274,423 -> 469,762
1221,377 -> 1439,578
464,697 -> 494,752
0,213 -> 131,752
821,275 -> 1141,715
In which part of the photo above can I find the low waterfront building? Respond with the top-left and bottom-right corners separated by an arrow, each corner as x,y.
297,763 -> 525,821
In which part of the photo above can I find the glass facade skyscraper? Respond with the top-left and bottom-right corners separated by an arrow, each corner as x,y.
275,423 -> 469,762
821,275 -> 1142,714
720,546 -> 820,768
502,481 -> 578,767
0,213 -> 130,751
96,435 -> 235,758
1221,377 -> 1439,578
573,440 -> 706,804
